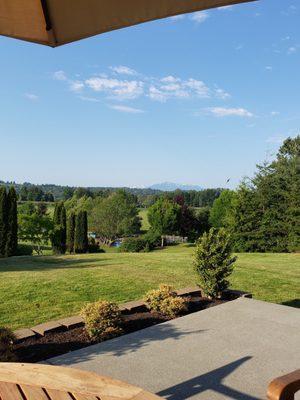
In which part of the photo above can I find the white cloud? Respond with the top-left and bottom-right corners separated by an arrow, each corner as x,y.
69,80 -> 84,92
270,111 -> 280,116
110,66 -> 137,76
54,67 -> 231,106
24,93 -> 39,101
282,5 -> 297,16
185,79 -> 210,97
287,46 -> 297,54
85,77 -> 144,100
190,11 -> 209,24
169,14 -> 185,21
235,44 -> 244,51
161,75 -> 181,83
218,5 -> 234,11
169,10 -> 209,24
214,87 -> 231,100
78,96 -> 100,102
207,107 -> 254,117
148,86 -> 168,102
148,77 -> 210,102
109,105 -> 144,113
53,70 -> 67,81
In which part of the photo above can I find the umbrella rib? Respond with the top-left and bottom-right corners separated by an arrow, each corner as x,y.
40,0 -> 57,47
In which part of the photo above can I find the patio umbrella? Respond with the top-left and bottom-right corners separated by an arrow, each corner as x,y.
0,0 -> 256,47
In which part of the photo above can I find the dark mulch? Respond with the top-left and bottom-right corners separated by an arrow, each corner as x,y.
14,296 -> 226,363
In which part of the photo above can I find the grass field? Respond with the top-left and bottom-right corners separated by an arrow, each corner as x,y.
0,245 -> 299,330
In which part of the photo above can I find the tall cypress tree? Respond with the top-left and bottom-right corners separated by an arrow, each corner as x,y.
5,187 -> 18,257
74,211 -> 88,254
53,202 -> 62,225
52,202 -> 67,254
0,187 -> 8,257
66,212 -> 76,253
60,203 -> 67,254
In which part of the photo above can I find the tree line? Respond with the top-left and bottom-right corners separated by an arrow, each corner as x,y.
2,136 -> 298,255
1,180 -> 222,208
209,136 -> 300,252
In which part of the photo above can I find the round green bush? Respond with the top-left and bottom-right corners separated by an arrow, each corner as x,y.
143,230 -> 161,248
120,237 -> 149,253
16,244 -> 33,256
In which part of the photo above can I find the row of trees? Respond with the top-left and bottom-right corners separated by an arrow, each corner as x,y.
19,185 -> 54,202
52,202 -> 88,254
209,136 -> 300,252
64,189 -> 211,245
17,201 -> 89,255
65,190 -> 141,244
0,187 -> 18,257
2,179 -> 223,208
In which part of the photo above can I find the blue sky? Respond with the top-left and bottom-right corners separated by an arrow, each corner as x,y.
0,0 -> 299,189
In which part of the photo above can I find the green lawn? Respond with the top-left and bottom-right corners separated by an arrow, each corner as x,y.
0,245 -> 299,330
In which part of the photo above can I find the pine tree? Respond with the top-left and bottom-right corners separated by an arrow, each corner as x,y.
52,202 -> 67,254
232,136 -> 300,252
232,182 -> 263,252
66,212 -> 76,253
0,187 -> 8,257
5,187 -> 18,257
74,211 -> 88,254
194,228 -> 237,299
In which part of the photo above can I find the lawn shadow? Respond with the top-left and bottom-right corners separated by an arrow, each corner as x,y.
47,321 -> 206,365
281,299 -> 300,308
158,356 -> 259,400
0,255 -> 112,272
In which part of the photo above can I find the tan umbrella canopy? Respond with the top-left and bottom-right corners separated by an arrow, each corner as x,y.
0,0 -> 256,47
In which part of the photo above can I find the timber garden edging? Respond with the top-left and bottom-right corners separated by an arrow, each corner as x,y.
13,287 -> 252,343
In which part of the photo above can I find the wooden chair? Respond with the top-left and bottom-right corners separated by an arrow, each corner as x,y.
0,363 -> 162,400
0,363 -> 299,400
267,370 -> 300,400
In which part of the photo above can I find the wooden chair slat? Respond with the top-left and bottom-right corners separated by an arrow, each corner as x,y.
0,363 -> 162,400
46,388 -> 75,400
0,382 -> 23,400
130,392 -> 162,400
71,392 -> 99,400
19,384 -> 49,400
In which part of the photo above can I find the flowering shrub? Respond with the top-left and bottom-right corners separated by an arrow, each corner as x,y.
144,284 -> 187,318
81,300 -> 122,340
159,296 -> 187,319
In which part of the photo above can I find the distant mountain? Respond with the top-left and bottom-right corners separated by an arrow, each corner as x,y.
149,182 -> 203,191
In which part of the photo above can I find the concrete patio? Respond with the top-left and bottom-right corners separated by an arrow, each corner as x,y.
46,298 -> 300,400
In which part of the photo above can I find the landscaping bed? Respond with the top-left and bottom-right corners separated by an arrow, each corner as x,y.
14,295 -> 226,363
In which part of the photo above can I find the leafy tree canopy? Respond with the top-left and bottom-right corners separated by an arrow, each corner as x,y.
90,190 -> 141,242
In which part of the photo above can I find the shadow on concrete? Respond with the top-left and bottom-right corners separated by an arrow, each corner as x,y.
281,299 -> 300,309
158,356 -> 260,400
48,322 -> 206,364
